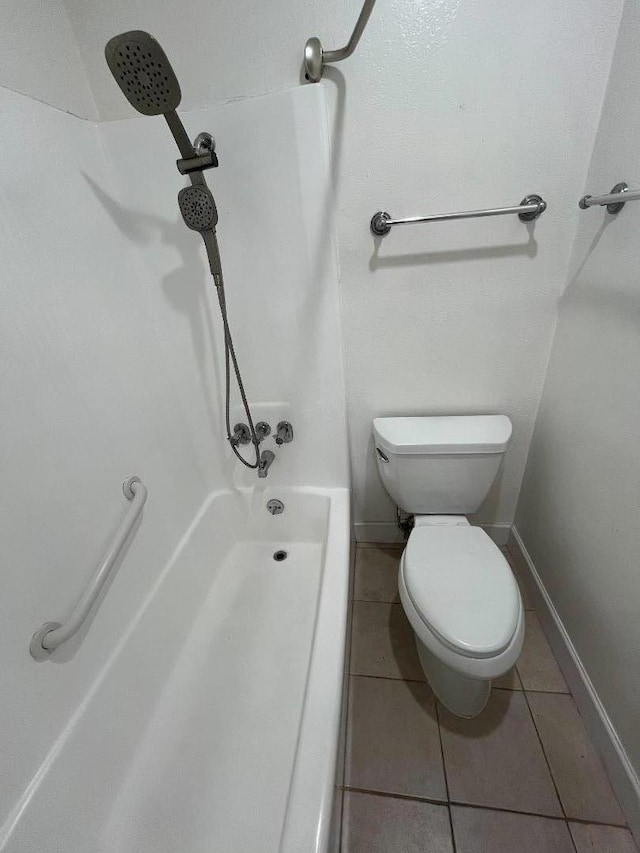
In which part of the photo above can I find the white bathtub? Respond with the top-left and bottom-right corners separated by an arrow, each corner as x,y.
3,487 -> 350,853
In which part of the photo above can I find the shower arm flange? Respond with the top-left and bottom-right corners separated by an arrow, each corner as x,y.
304,0 -> 376,82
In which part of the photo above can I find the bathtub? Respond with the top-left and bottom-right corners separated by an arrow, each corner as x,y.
3,486 -> 350,853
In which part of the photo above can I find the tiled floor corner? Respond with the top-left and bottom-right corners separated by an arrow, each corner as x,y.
339,542 -> 638,852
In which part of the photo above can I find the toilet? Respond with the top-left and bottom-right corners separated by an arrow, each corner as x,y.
373,414 -> 524,718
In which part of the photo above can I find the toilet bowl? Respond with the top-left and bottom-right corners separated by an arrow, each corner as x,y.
399,517 -> 524,717
372,414 -> 525,717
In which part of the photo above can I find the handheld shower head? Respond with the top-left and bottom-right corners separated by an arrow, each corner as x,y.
105,31 -> 181,116
178,186 -> 218,232
105,32 -> 222,277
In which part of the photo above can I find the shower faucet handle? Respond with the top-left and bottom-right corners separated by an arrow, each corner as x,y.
231,423 -> 251,446
255,422 -> 271,442
275,421 -> 294,445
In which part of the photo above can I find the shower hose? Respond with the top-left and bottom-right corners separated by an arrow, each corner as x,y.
213,267 -> 260,470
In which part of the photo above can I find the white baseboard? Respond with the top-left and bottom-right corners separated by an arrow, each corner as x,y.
509,526 -> 640,841
354,521 -> 510,546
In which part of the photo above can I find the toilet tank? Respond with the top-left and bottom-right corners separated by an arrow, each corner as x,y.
372,415 -> 512,514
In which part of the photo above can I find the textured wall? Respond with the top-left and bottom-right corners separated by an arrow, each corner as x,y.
516,0 -> 640,781
63,0 -> 623,531
0,0 -> 95,117
0,86 -> 225,822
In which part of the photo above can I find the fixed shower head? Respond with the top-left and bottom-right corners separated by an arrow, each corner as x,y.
178,186 -> 219,232
105,31 -> 181,116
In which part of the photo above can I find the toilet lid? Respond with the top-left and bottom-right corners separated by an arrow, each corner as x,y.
403,527 -> 520,658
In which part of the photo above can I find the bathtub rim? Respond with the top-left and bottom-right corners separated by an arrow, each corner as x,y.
278,486 -> 350,853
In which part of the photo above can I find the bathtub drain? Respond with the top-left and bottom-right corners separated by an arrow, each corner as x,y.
273,550 -> 288,562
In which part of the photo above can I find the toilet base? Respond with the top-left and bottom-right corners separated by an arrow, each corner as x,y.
415,636 -> 491,718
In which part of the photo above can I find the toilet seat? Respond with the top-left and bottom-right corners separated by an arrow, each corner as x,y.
402,526 -> 520,660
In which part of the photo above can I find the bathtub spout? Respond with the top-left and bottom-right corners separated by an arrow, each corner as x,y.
258,450 -> 275,478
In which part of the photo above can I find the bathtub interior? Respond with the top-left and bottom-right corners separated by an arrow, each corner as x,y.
2,488 -> 339,853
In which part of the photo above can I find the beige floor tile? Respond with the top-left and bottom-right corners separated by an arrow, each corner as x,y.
493,667 -> 522,690
345,675 -> 446,800
342,791 -> 453,853
527,692 -> 625,825
569,822 -> 639,852
516,612 -> 569,693
439,689 -> 562,816
350,601 -> 425,681
354,544 -> 402,603
503,547 -> 536,610
452,805 -> 574,852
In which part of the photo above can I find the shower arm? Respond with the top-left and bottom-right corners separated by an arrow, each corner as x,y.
304,0 -> 376,82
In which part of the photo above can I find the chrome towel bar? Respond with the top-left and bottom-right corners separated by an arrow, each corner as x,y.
579,181 -> 640,214
30,476 -> 148,660
304,0 -> 376,82
370,195 -> 547,237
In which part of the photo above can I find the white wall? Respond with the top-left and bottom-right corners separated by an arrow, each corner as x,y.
63,0 -> 623,529
99,88 -> 349,491
0,0 -> 95,117
516,0 -> 640,780
0,85 -> 226,823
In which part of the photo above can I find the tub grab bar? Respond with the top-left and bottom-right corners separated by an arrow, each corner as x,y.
30,476 -> 148,660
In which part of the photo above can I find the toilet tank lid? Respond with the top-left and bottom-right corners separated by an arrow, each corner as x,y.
373,415 -> 512,455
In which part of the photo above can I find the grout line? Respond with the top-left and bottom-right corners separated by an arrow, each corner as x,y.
435,700 -> 457,852
340,786 -> 629,829
448,799 -> 569,823
492,685 -> 570,696
563,814 -> 629,830
348,672 -> 428,685
341,786 -> 448,807
451,800 -> 628,832
347,676 -> 579,695
521,684 -> 575,845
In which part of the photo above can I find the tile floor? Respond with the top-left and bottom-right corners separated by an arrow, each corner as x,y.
339,543 -> 638,853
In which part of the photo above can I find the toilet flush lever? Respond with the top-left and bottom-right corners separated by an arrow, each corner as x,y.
376,447 -> 389,463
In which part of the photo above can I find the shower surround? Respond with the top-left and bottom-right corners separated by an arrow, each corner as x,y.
1,83 -> 349,852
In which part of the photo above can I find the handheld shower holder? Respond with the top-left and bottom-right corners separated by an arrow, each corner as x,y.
177,131 -> 218,175
176,150 -> 218,175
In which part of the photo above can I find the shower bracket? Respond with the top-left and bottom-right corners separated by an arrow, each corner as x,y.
176,131 -> 218,175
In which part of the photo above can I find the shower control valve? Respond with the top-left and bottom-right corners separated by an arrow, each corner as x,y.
275,421 -> 294,445
231,423 -> 251,446
255,422 -> 271,442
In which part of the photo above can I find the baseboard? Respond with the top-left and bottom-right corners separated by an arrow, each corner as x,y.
509,526 -> 640,841
354,521 -> 510,546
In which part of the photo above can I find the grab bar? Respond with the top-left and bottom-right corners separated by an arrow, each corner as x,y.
370,195 -> 547,236
304,0 -> 376,82
579,181 -> 640,214
30,476 -> 148,660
